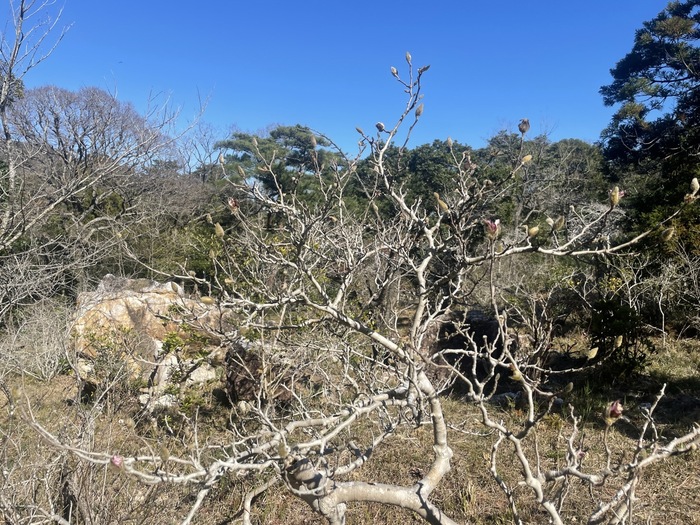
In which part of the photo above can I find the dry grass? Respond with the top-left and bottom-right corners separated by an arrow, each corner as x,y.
1,338 -> 698,524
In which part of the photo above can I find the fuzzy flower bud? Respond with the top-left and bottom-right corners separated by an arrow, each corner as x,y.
446,136 -> 453,148
527,225 -> 540,238
609,186 -> 625,207
434,192 -> 449,213
661,227 -> 675,242
691,177 -> 699,196
553,216 -> 565,231
415,103 -> 424,118
214,222 -> 225,239
521,154 -> 533,164
405,51 -> 412,64
236,165 -> 246,178
509,364 -> 523,382
483,218 -> 501,240
390,66 -> 398,77
604,399 -> 624,426
518,118 -> 530,135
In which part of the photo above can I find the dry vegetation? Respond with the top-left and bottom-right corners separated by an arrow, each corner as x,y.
1,338 -> 698,524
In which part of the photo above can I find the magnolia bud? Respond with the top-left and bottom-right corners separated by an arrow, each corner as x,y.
604,399 -> 624,426
434,192 -> 449,213
355,126 -> 364,135
518,118 -> 530,135
521,154 -> 533,164
446,137 -> 453,148
587,347 -> 598,360
236,165 -> 246,178
390,66 -> 398,77
200,296 -> 215,305
483,218 -> 501,240
527,225 -> 540,238
609,186 -> 621,207
415,103 -> 424,118
546,217 -> 554,227
405,51 -> 412,64
691,177 -> 699,196
214,223 -> 225,238
614,335 -> 624,348
376,122 -> 385,132
661,227 -> 675,242
553,216 -> 565,231
205,213 -> 213,224
109,455 -> 124,471
509,364 -> 523,382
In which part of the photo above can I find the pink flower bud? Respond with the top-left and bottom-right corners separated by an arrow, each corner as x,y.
604,399 -> 624,426
483,218 -> 501,240
110,455 -> 124,470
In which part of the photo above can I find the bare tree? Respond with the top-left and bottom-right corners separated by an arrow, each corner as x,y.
22,56 -> 700,524
0,0 -> 184,322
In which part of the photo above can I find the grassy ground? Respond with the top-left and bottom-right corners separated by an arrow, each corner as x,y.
1,338 -> 698,524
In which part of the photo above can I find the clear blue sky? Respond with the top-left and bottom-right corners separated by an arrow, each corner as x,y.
11,1 -> 665,153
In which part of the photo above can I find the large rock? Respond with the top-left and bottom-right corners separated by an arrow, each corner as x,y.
71,274 -> 223,398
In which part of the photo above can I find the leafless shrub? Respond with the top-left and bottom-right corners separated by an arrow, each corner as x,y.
12,53 -> 700,525
0,298 -> 71,380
